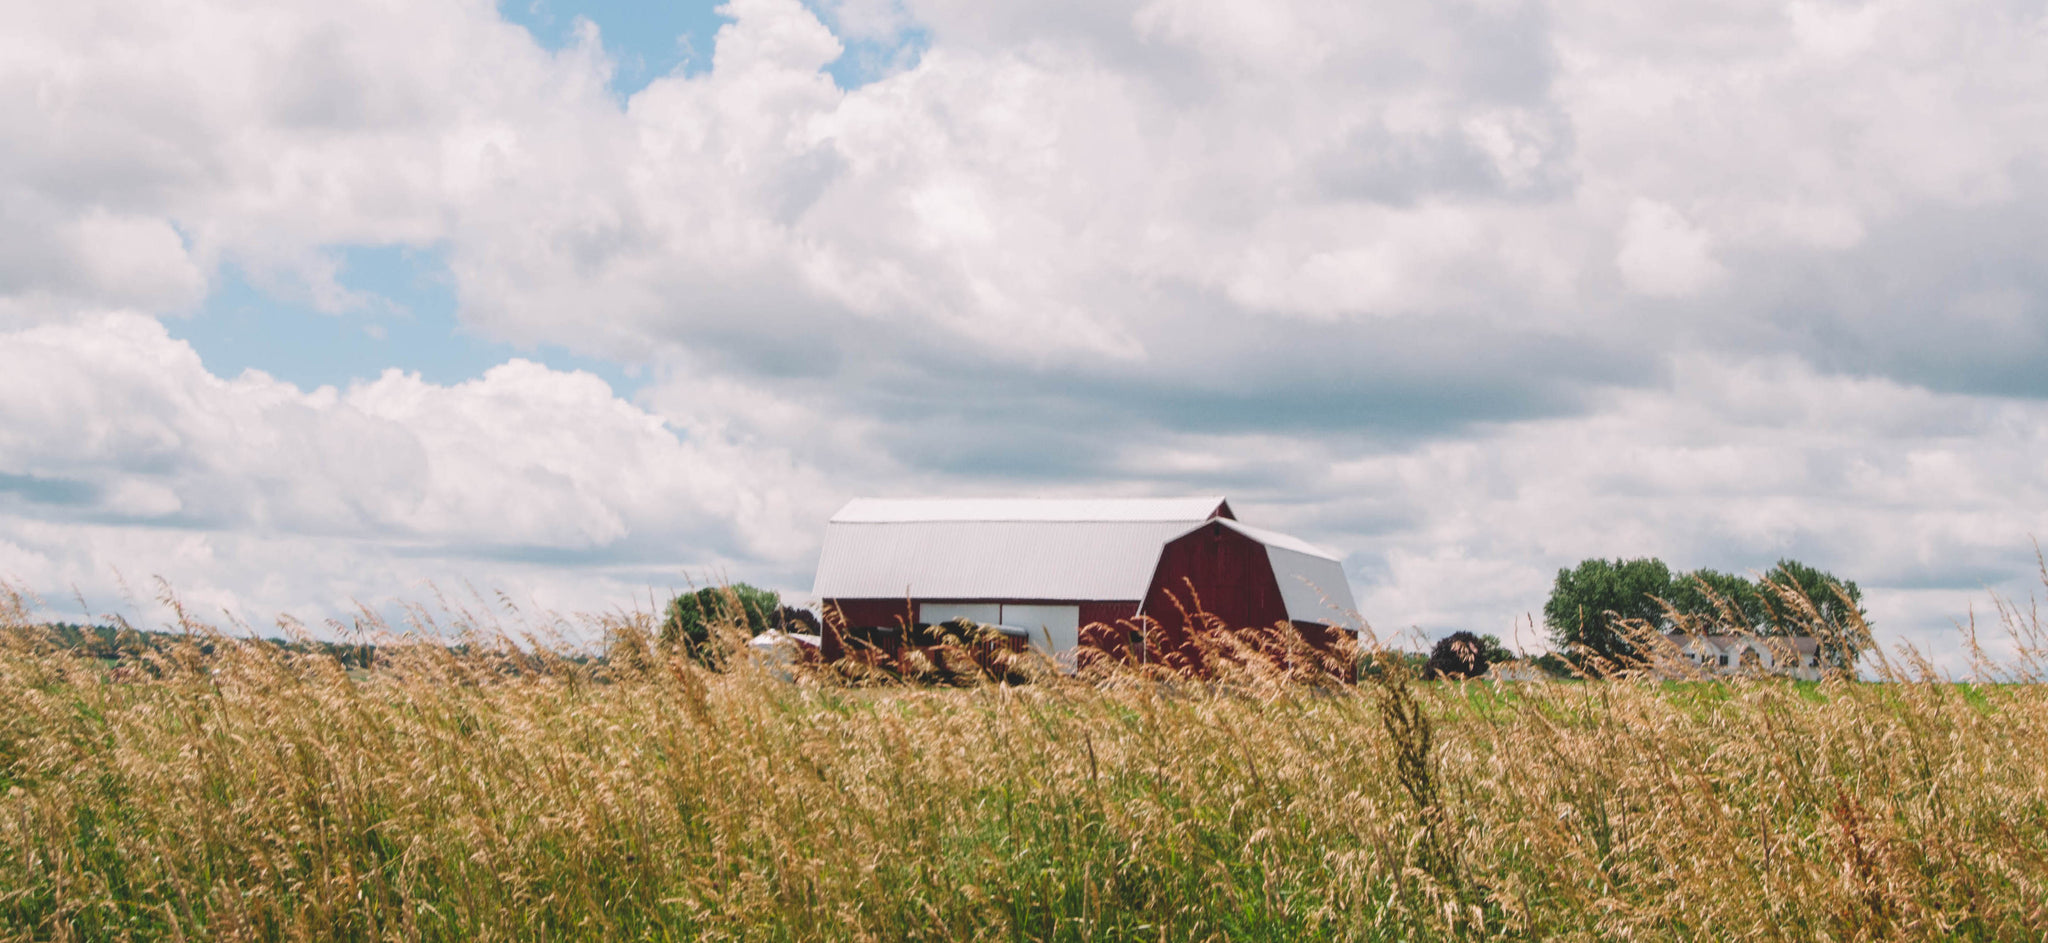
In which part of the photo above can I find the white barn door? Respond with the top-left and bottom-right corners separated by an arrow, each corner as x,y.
1000,604 -> 1081,664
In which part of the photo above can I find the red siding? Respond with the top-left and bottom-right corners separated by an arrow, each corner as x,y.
1140,521 -> 1293,672
1144,521 -> 1288,635
819,599 -> 915,661
827,598 -> 917,629
1080,601 -> 1140,626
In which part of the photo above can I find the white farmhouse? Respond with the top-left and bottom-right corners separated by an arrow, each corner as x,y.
1663,632 -> 1825,680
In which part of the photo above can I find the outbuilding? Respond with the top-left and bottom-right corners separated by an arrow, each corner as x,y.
811,496 -> 1356,667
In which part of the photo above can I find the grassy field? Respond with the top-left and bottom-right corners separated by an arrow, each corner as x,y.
1,587 -> 2045,942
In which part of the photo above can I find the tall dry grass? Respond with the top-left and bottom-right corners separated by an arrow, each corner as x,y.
1,575 -> 2045,942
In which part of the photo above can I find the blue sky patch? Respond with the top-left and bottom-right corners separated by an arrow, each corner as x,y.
500,0 -> 725,94
498,0 -> 926,96
168,245 -> 640,396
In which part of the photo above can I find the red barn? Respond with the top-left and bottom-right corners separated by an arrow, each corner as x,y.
811,497 -> 1356,668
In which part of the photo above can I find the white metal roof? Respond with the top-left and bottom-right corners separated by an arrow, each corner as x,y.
831,496 -> 1229,524
1210,519 -> 1342,561
813,519 -> 1211,601
1264,544 -> 1358,624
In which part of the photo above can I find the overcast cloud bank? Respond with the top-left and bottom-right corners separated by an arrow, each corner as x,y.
3,0 -> 2045,663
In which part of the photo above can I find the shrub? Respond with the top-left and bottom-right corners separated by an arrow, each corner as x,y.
1423,630 -> 1491,679
660,583 -> 779,664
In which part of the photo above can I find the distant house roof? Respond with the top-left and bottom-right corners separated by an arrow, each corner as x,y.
813,497 -> 1230,601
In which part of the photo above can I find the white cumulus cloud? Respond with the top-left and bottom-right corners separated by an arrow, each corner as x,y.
0,0 -> 2043,668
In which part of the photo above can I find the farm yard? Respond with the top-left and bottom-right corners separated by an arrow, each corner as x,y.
2,584 -> 2045,942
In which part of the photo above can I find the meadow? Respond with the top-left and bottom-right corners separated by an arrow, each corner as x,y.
0,581 -> 2044,942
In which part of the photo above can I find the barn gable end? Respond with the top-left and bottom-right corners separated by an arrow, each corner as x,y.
1138,518 -> 1358,668
1141,520 -> 1291,638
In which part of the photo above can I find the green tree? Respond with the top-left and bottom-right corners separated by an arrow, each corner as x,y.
1758,559 -> 1870,669
1543,557 -> 1673,665
661,584 -> 780,664
1665,568 -> 1767,632
1425,631 -> 1496,679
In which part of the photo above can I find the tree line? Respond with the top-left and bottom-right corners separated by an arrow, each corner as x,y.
1543,557 -> 1869,671
19,622 -> 380,669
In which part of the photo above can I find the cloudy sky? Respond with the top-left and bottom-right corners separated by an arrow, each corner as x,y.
5,0 -> 2045,662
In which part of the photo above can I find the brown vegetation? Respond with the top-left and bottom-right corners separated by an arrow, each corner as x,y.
0,574 -> 2044,941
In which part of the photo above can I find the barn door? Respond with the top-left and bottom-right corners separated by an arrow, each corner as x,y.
1000,604 -> 1080,664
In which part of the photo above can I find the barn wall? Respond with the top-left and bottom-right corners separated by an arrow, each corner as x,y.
823,597 -> 1143,663
1080,601 -> 1141,626
920,602 -> 1003,625
1141,521 -> 1289,663
826,598 -> 917,629
858,598 -> 1145,627
819,599 -> 916,662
